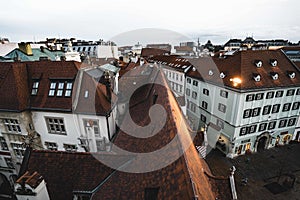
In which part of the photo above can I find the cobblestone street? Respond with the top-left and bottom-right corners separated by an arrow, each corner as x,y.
206,142 -> 300,200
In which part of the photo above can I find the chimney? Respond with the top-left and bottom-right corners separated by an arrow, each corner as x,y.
140,57 -> 145,66
15,171 -> 50,200
104,71 -> 112,101
18,42 -> 33,56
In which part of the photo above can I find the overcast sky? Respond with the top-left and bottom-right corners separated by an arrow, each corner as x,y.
1,0 -> 299,45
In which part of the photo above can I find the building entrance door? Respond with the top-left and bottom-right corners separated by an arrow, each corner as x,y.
257,136 -> 267,152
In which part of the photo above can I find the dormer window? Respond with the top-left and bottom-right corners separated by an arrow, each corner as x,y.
208,70 -> 214,76
270,72 -> 279,80
253,73 -> 261,82
65,82 -> 73,97
57,82 -> 64,96
270,59 -> 278,67
220,72 -> 226,79
31,80 -> 39,95
48,80 -> 73,97
287,71 -> 296,79
255,60 -> 263,68
49,82 -> 57,96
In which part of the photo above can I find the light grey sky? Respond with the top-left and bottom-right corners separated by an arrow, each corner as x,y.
1,0 -> 299,45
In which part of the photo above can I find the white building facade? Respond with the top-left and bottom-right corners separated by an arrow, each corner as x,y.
186,50 -> 300,157
70,40 -> 118,59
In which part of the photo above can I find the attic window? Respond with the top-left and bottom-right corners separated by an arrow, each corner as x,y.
57,82 -> 64,96
220,72 -> 226,79
253,73 -> 261,82
49,80 -> 73,97
270,72 -> 279,80
49,82 -> 56,96
208,70 -> 214,76
270,59 -> 278,67
192,67 -> 196,72
287,71 -> 296,79
255,60 -> 263,68
31,81 -> 39,95
65,82 -> 73,97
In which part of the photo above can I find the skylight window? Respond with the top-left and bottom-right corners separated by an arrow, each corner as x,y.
84,90 -> 89,98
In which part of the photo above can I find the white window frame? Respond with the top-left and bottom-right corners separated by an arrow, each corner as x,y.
46,117 -> 66,135
2,119 -> 21,133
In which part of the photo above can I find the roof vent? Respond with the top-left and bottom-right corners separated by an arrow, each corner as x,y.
287,71 -> 296,79
253,73 -> 261,82
270,72 -> 279,80
220,72 -> 226,79
255,60 -> 263,68
270,59 -> 278,67
208,70 -> 214,76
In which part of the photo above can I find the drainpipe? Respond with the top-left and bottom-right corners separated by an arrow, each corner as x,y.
229,166 -> 238,200
106,114 -> 111,141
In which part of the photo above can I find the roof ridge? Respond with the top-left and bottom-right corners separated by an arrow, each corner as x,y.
157,69 -> 215,198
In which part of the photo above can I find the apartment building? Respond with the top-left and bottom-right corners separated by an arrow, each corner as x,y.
186,49 -> 300,157
0,61 -> 118,186
70,40 -> 118,59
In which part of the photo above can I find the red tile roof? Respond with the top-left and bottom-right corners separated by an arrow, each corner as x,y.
20,66 -> 218,200
148,54 -> 192,73
0,61 -> 114,114
28,61 -> 81,111
141,47 -> 170,58
104,67 -> 216,199
174,46 -> 194,52
281,46 -> 300,51
0,62 -> 30,111
74,71 -> 117,116
25,150 -> 131,200
187,49 -> 300,91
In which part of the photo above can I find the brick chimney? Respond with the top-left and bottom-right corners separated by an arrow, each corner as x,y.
15,171 -> 50,200
104,70 -> 111,101
18,42 -> 33,55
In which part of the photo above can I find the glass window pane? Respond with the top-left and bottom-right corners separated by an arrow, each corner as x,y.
50,82 -> 56,89
57,90 -> 63,96
66,83 -> 73,89
58,82 -> 64,89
